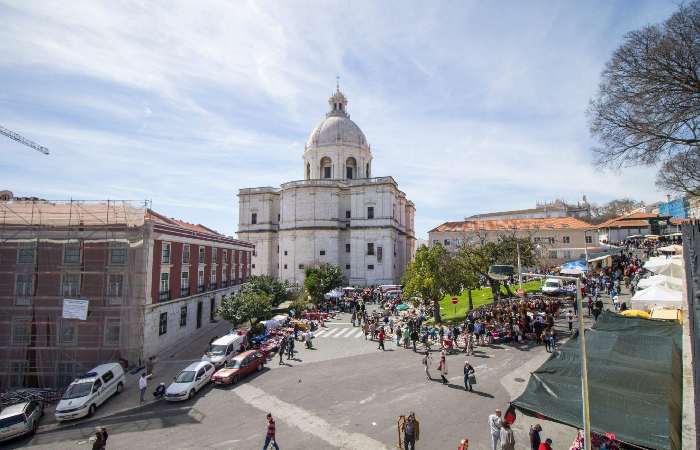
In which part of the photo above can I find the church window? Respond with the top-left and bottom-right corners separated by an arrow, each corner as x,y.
284,250 -> 288,256
345,210 -> 351,218
367,264 -> 374,270
324,167 -> 331,178
299,264 -> 305,269
284,264 -> 288,269
306,163 -> 311,180
346,264 -> 350,270
346,157 -> 356,179
320,157 -> 332,179
366,163 -> 370,177
319,250 -> 325,256
367,243 -> 374,255
251,213 -> 257,225
367,207 -> 374,219
345,243 -> 350,253
252,264 -> 255,269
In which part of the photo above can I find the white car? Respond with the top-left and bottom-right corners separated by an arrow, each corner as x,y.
55,363 -> 125,421
541,278 -> 563,296
165,361 -> 215,401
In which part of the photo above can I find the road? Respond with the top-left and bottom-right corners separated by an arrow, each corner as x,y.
8,309 -> 582,450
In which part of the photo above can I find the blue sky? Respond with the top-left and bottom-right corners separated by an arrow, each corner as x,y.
0,1 -> 679,239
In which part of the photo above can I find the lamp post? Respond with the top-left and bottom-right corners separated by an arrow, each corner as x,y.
522,272 -> 591,450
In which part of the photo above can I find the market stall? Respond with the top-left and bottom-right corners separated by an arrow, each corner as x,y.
630,284 -> 682,311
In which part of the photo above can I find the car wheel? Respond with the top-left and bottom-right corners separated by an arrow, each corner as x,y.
256,363 -> 263,372
88,404 -> 96,417
116,382 -> 124,394
189,389 -> 195,400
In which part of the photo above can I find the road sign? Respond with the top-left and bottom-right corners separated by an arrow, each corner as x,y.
516,289 -> 525,297
451,297 -> 459,304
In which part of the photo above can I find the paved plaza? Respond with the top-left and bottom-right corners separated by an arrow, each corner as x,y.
7,307 -> 590,450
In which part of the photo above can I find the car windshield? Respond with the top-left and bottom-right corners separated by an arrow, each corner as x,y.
62,382 -> 93,399
208,344 -> 227,356
0,415 -> 24,427
225,359 -> 242,369
175,371 -> 195,383
545,281 -> 559,288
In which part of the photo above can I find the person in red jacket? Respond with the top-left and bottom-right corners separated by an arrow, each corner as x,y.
538,438 -> 553,450
377,327 -> 385,350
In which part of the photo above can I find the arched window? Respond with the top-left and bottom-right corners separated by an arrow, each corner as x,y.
366,162 -> 370,178
306,163 -> 311,180
320,157 -> 332,179
345,157 -> 357,179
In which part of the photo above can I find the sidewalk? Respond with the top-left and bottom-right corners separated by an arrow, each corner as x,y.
39,319 -> 231,433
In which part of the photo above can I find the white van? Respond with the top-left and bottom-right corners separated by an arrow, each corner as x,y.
201,334 -> 245,368
54,363 -> 125,421
541,278 -> 563,296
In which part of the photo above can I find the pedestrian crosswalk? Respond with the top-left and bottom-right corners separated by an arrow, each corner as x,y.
314,327 -> 365,339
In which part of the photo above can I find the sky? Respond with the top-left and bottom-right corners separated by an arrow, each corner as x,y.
0,0 -> 680,239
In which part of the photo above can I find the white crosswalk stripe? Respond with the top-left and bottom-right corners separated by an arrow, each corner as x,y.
314,329 -> 327,337
333,328 -> 351,338
353,329 -> 364,338
322,328 -> 339,338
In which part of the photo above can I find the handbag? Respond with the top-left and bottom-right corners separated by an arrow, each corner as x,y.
468,374 -> 477,385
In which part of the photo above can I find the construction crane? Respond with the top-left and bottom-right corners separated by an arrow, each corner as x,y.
0,124 -> 50,155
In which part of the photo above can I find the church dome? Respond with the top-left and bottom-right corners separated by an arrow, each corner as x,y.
306,88 -> 368,150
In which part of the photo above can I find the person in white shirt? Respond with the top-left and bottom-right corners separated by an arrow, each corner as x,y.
138,372 -> 150,403
488,408 -> 502,450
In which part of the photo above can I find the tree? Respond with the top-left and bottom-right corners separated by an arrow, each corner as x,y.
217,290 -> 272,328
401,244 -> 462,323
303,263 -> 345,303
245,275 -> 291,307
588,1 -> 700,196
588,198 -> 644,224
453,248 -> 483,312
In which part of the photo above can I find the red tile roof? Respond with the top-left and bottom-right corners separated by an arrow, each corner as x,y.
596,211 -> 661,229
430,216 -> 593,233
146,209 -> 224,235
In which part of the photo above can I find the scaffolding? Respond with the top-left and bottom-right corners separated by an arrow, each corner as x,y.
0,199 -> 150,390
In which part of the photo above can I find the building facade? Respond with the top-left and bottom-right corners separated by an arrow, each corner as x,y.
0,198 -> 252,390
428,216 -> 601,265
468,197 -> 591,221
238,87 -> 416,286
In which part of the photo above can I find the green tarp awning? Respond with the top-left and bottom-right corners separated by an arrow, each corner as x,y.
512,311 -> 682,450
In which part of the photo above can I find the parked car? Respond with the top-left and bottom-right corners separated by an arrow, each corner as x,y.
0,401 -> 44,442
54,363 -> 125,421
541,278 -> 563,296
202,334 -> 246,368
165,361 -> 215,401
212,350 -> 266,385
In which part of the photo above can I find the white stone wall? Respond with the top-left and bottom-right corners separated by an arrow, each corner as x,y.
303,144 -> 373,180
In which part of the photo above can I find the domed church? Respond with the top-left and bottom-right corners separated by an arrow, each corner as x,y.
237,86 -> 416,286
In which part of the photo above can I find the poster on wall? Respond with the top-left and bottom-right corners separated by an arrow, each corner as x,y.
63,299 -> 89,320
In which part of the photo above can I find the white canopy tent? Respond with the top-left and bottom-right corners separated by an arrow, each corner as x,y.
657,244 -> 683,255
637,274 -> 684,291
630,284 -> 682,311
643,255 -> 685,278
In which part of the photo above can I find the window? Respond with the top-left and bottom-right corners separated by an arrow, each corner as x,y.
198,270 -> 205,292
179,305 -> 188,327
298,264 -> 305,269
377,246 -> 383,262
319,250 -> 325,256
183,244 -> 190,264
444,239 -> 450,246
15,274 -> 33,303
58,320 -> 76,345
104,318 -> 120,346
283,264 -> 288,269
199,246 -> 205,263
346,264 -> 350,270
534,237 -> 541,243
547,237 -> 555,244
252,264 -> 256,269
12,318 -> 30,345
107,274 -> 124,298
17,244 -> 35,264
585,235 -> 592,244
323,166 -> 332,178
9,361 -> 27,388
367,243 -> 375,256
222,249 -> 227,263
563,250 -> 572,259
367,207 -> 374,219
61,273 -> 80,297
251,213 -> 257,224
181,271 -> 189,296
562,236 -> 570,244
548,250 -> 558,259
57,362 -> 77,388
346,166 -> 353,179
367,264 -> 374,270
159,272 -> 169,301
212,248 -> 217,264
63,244 -> 81,264
210,269 -> 216,287
162,242 -> 171,264
284,250 -> 288,256
110,242 -> 128,265
346,210 -> 351,219
158,312 -> 168,336
345,243 -> 351,253
102,371 -> 114,384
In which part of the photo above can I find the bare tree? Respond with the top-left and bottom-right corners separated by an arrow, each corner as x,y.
588,1 -> 700,196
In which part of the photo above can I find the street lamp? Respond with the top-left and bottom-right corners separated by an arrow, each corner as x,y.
522,272 -> 591,450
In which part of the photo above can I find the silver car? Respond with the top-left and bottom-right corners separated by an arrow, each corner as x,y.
0,401 -> 44,442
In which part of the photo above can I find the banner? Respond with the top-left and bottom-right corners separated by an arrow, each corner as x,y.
62,299 -> 89,320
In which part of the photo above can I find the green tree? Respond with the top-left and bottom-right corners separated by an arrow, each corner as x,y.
401,244 -> 462,323
453,248 -> 481,311
217,290 -> 272,329
245,275 -> 290,307
303,263 -> 345,303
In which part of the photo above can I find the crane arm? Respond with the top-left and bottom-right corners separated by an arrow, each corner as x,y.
0,124 -> 50,155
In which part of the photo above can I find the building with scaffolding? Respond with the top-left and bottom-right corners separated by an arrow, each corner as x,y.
0,194 -> 252,390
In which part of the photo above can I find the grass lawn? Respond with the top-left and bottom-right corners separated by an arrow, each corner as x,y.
434,279 -> 543,324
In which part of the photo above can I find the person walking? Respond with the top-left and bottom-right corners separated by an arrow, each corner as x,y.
400,412 -> 419,450
438,349 -> 448,384
567,311 -> 573,333
278,336 -> 287,365
263,413 -> 280,450
423,350 -> 432,380
499,421 -> 515,450
411,329 -> 418,352
138,372 -> 150,403
529,424 -> 542,450
287,335 -> 295,359
488,409 -> 503,450
463,360 -> 475,392
378,327 -> 385,350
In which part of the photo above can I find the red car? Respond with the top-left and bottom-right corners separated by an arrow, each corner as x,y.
211,350 -> 265,385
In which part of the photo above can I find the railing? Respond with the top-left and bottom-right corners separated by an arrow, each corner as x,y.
159,291 -> 170,301
198,284 -> 205,293
210,282 -> 218,290
180,287 -> 190,297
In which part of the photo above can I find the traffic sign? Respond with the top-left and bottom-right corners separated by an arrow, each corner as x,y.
451,296 -> 459,304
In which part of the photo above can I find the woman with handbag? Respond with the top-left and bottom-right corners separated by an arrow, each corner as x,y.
463,360 -> 475,392
439,349 -> 448,384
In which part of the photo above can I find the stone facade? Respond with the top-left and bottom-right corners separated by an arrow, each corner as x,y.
238,87 -> 416,286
